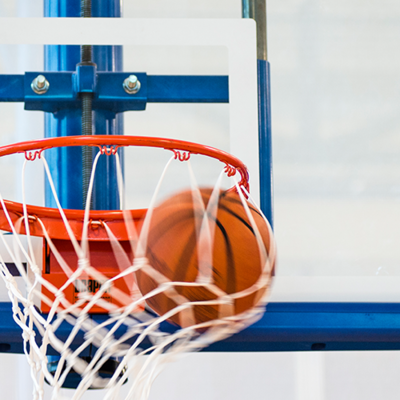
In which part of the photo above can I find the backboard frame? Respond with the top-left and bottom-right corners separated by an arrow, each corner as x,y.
0,12 -> 399,354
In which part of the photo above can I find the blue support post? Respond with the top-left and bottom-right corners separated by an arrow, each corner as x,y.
44,0 -> 123,211
44,0 -> 81,209
242,0 -> 274,227
257,60 -> 273,226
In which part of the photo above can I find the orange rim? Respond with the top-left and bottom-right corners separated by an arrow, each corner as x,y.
0,135 -> 250,240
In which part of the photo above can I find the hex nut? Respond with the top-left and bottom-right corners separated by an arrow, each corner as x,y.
123,75 -> 141,94
31,75 -> 50,94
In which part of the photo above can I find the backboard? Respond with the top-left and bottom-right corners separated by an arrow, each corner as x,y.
0,14 -> 264,345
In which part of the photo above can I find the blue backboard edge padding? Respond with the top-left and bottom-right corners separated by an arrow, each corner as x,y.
2,302 -> 400,354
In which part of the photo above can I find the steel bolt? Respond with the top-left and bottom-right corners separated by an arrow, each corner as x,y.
123,75 -> 141,94
31,75 -> 50,94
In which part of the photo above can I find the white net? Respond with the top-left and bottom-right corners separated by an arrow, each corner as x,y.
0,140 -> 275,400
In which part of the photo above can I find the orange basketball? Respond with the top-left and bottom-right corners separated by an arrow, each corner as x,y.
135,188 -> 275,327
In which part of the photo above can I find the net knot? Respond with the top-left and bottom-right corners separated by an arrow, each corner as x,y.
43,320 -> 52,330
195,276 -> 213,286
54,290 -> 65,301
159,282 -> 177,294
219,295 -> 234,305
133,257 -> 149,269
30,264 -> 41,275
78,258 -> 90,269
22,330 -> 34,341
12,305 -> 21,314
24,301 -> 34,310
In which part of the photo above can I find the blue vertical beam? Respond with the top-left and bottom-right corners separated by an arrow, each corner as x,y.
257,59 -> 273,226
44,0 -> 81,209
91,1 -> 123,211
242,0 -> 274,227
44,0 -> 123,211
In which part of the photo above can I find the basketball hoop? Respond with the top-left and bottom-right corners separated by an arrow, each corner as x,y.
0,135 -> 275,400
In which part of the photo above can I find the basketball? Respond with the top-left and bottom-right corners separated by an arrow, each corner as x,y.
135,188 -> 275,327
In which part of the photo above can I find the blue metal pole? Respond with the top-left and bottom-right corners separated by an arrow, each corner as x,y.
44,0 -> 123,210
44,0 -> 81,209
257,59 -> 273,227
242,0 -> 274,227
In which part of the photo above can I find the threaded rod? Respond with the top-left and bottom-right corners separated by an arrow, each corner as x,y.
81,0 -> 91,18
81,0 -> 93,209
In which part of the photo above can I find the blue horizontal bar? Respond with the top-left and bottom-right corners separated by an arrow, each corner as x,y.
147,75 -> 229,103
206,302 -> 400,352
2,302 -> 400,354
0,73 -> 228,113
0,75 -> 24,101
